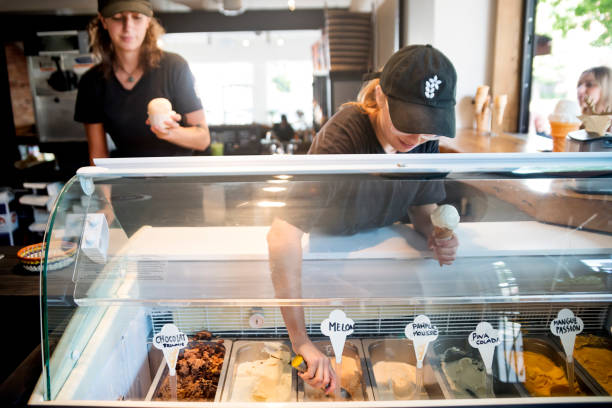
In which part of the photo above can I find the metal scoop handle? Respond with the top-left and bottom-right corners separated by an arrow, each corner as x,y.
290,355 -> 351,399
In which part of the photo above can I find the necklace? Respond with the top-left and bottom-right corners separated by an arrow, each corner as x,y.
115,64 -> 139,83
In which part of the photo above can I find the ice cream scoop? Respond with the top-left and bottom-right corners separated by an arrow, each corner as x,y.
430,204 -> 460,240
548,100 -> 581,124
290,355 -> 351,399
148,97 -> 173,132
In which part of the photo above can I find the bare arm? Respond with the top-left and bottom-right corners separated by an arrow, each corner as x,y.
408,203 -> 458,266
149,109 -> 210,151
267,218 -> 337,393
84,123 -> 109,165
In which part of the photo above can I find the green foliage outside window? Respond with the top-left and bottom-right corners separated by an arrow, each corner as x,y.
541,0 -> 612,46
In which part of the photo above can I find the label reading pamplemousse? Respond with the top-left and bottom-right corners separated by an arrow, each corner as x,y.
405,315 -> 439,368
321,309 -> 354,364
468,322 -> 501,375
550,308 -> 584,361
153,324 -> 188,375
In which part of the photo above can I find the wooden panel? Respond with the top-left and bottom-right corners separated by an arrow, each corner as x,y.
491,0 -> 524,133
326,10 -> 372,72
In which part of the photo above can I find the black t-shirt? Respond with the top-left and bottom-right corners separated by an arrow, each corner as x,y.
273,122 -> 295,142
279,105 -> 446,235
309,104 -> 439,154
74,52 -> 203,157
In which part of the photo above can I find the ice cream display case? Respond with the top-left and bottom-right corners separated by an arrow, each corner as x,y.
29,153 -> 612,407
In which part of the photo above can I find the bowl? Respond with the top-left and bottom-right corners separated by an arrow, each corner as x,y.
17,241 -> 77,273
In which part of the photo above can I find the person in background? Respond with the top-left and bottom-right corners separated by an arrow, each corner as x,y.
577,66 -> 612,132
267,44 -> 459,394
273,114 -> 296,142
577,66 -> 612,112
75,0 -> 210,164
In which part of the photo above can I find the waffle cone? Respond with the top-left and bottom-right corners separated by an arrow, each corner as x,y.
433,226 -> 453,240
549,121 -> 580,152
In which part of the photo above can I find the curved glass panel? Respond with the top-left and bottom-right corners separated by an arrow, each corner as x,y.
37,155 -> 612,405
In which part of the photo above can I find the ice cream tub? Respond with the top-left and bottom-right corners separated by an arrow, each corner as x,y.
552,333 -> 612,395
297,338 -> 374,401
146,338 -> 232,402
431,336 -> 523,399
220,340 -> 297,402
512,336 -> 597,397
363,338 -> 444,400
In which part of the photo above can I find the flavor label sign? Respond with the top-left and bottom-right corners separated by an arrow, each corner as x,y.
321,309 -> 354,363
153,324 -> 188,376
468,322 -> 501,375
550,308 -> 583,361
405,315 -> 438,368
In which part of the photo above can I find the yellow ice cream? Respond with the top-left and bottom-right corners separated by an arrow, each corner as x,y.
522,351 -> 583,396
574,335 -> 612,395
230,349 -> 292,401
372,361 -> 416,399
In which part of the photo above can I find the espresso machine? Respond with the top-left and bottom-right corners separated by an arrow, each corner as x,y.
26,31 -> 94,142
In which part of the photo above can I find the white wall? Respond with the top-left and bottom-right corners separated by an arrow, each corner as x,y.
373,0 -> 399,68
404,0 -> 496,129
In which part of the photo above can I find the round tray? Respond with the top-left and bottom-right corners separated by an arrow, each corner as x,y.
17,241 -> 77,273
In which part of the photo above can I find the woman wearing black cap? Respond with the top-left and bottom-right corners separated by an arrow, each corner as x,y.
267,45 -> 459,396
75,0 -> 210,162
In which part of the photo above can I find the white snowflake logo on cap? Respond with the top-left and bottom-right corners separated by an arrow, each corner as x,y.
425,75 -> 442,99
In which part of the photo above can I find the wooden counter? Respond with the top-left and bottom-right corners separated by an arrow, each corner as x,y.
0,246 -> 41,389
439,128 -> 552,153
0,246 -> 38,297
460,179 -> 612,234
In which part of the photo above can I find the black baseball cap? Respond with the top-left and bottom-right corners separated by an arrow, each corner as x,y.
365,44 -> 457,138
98,0 -> 153,17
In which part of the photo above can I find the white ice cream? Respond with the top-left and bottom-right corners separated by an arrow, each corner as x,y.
430,204 -> 460,230
372,361 -> 416,399
148,97 -> 172,115
230,348 -> 292,402
147,98 -> 173,131
548,100 -> 581,124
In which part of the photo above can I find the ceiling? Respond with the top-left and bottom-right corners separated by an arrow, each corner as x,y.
0,0 -> 357,14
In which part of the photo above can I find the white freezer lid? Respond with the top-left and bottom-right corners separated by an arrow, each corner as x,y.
82,152 -> 612,177
115,221 -> 612,261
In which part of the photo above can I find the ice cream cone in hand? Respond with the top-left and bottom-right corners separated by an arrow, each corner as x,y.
148,97 -> 173,133
430,205 -> 460,266
431,205 -> 459,239
433,226 -> 454,240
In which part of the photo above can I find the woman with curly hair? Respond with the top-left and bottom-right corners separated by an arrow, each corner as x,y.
75,0 -> 210,162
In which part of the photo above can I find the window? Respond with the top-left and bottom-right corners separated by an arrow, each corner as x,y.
191,62 -> 254,125
528,0 -> 612,135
